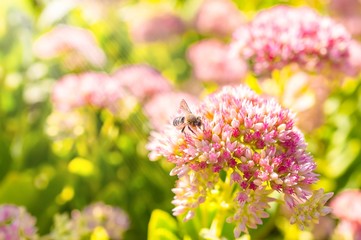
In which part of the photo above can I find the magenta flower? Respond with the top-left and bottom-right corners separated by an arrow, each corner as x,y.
52,72 -> 125,111
33,24 -> 106,68
194,0 -> 244,37
131,13 -> 185,43
231,5 -> 354,76
0,204 -> 37,240
147,84 -> 332,237
187,39 -> 247,84
112,64 -> 172,102
331,189 -> 361,239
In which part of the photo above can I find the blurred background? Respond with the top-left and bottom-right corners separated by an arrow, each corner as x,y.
0,0 -> 361,239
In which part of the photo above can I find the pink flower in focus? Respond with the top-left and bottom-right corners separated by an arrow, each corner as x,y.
144,92 -> 200,131
52,72 -> 125,111
0,204 -> 37,240
331,189 -> 361,239
33,25 -> 106,68
131,13 -> 186,43
147,84 -> 332,236
187,39 -> 247,84
231,5 -> 354,76
112,64 -> 172,101
194,0 -> 244,37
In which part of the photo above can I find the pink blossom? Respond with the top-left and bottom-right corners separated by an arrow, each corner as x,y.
131,13 -> 185,43
194,0 -> 244,37
331,189 -> 361,239
231,5 -> 354,76
0,204 -> 37,240
112,64 -> 172,101
33,24 -> 106,68
147,84 -> 332,236
50,202 -> 129,240
144,92 -> 200,131
329,0 -> 361,38
52,72 -> 125,111
187,39 -> 247,84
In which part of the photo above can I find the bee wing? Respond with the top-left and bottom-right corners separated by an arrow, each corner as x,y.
179,99 -> 192,114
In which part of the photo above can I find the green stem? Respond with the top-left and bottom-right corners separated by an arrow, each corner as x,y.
210,170 -> 234,237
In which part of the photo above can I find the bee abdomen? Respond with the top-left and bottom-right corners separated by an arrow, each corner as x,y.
173,116 -> 185,126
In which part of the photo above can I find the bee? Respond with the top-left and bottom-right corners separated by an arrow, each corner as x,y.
173,99 -> 202,134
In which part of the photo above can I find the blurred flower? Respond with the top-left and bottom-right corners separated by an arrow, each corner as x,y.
348,41 -> 361,75
52,72 -> 125,112
260,69 -> 331,132
331,189 -> 361,239
144,91 -> 200,131
147,84 -> 332,237
50,202 -> 129,240
329,0 -> 361,38
0,204 -> 37,240
33,24 -> 106,68
112,64 -> 172,101
194,0 -> 244,37
131,13 -> 186,43
231,5 -> 354,77
45,110 -> 88,140
187,39 -> 247,85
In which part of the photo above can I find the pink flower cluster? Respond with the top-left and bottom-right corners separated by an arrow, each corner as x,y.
147,85 -> 332,236
33,25 -> 106,68
71,202 -> 130,240
131,13 -> 185,43
231,6 -> 353,76
187,39 -> 247,84
50,202 -> 129,239
0,204 -> 37,239
194,0 -> 244,37
52,72 -> 125,111
113,64 -> 172,102
331,190 -> 361,239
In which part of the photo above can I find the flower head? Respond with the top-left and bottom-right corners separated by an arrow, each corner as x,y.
330,189 -> 361,239
187,39 -> 247,84
147,84 -> 332,236
112,64 -> 172,101
131,13 -> 185,43
52,72 -> 125,111
194,0 -> 244,37
50,202 -> 129,240
0,204 -> 37,240
231,6 -> 354,76
33,25 -> 106,68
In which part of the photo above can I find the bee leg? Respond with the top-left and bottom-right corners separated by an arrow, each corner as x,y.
188,126 -> 196,135
181,126 -> 186,133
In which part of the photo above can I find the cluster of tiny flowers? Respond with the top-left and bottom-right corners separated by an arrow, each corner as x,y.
113,64 -> 172,102
50,202 -> 129,240
0,204 -> 37,240
187,39 -> 247,84
52,72 -> 125,111
231,5 -> 353,76
131,13 -> 186,43
330,189 -> 361,239
147,84 -> 332,237
194,0 -> 244,37
33,24 -> 106,68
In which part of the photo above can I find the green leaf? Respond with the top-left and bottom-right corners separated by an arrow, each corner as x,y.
148,209 -> 179,240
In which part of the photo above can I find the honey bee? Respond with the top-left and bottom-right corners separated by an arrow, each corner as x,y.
173,99 -> 202,134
